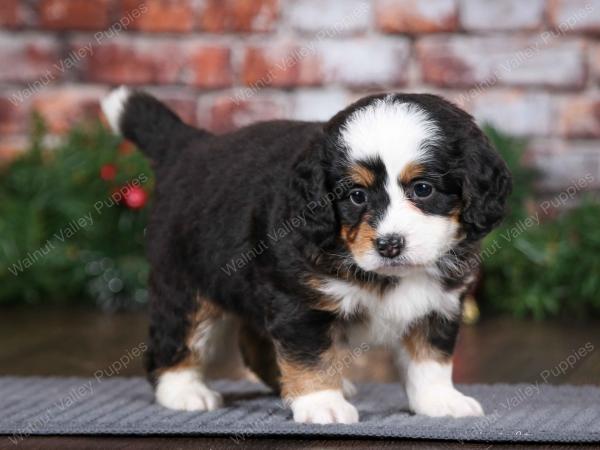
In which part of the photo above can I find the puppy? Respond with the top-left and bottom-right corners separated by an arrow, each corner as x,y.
101,88 -> 511,424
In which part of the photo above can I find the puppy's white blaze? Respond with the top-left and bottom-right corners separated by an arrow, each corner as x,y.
290,389 -> 359,424
101,86 -> 131,134
340,97 -> 439,167
155,368 -> 223,412
399,355 -> 484,418
377,186 -> 459,267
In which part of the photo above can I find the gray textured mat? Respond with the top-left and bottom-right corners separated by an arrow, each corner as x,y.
1,377 -> 599,443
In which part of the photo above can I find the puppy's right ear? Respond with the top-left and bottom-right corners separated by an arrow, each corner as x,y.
288,133 -> 338,248
459,128 -> 512,240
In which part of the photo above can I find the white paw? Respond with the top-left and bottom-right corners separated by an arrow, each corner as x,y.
155,368 -> 223,412
290,389 -> 359,424
342,378 -> 358,398
409,386 -> 484,418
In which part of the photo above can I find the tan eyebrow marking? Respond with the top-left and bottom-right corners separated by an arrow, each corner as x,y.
399,162 -> 424,185
349,164 -> 375,187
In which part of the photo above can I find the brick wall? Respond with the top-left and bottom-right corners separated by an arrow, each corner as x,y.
1,0 -> 600,193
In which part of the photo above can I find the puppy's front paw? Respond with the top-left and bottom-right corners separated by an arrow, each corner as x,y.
290,389 -> 359,424
155,369 -> 223,412
409,386 -> 483,418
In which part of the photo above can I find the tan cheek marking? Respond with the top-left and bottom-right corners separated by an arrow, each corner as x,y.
403,322 -> 450,364
449,207 -> 468,241
349,164 -> 375,187
399,162 -> 424,185
341,219 -> 377,257
450,207 -> 462,224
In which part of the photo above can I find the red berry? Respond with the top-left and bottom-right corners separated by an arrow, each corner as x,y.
123,186 -> 147,209
119,141 -> 135,155
100,164 -> 117,181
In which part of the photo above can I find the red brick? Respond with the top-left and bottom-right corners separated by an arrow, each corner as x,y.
558,95 -> 600,138
287,0 -> 370,35
122,0 -> 195,32
460,0 -> 545,31
0,92 -> 30,135
319,39 -> 410,88
242,45 -> 321,88
181,45 -> 232,88
375,0 -> 457,33
548,0 -> 600,34
417,36 -> 586,89
200,0 -> 279,33
527,139 -> 600,192
466,90 -> 553,138
0,0 -> 23,28
80,38 -> 183,85
243,39 -> 409,89
292,89 -> 348,121
198,94 -> 287,133
143,89 -> 198,126
591,44 -> 600,83
81,38 -> 232,87
0,34 -> 61,84
32,87 -> 106,134
39,0 -> 111,30
0,137 -> 27,163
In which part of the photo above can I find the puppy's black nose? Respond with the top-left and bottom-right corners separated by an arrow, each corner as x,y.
375,234 -> 405,258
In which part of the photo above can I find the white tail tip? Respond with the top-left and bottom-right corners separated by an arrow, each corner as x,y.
101,86 -> 131,134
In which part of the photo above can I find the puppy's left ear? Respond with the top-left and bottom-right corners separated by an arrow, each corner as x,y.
460,128 -> 512,240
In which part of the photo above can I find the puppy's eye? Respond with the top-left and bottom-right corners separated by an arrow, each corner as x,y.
413,182 -> 433,198
349,189 -> 368,206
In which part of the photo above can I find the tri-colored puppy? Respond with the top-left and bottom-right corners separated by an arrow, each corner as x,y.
102,88 -> 511,424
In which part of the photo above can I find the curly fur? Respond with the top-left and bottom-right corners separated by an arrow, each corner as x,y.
101,88 -> 511,421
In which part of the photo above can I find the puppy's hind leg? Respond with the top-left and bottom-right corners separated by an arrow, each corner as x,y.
146,274 -> 223,412
238,321 -> 282,394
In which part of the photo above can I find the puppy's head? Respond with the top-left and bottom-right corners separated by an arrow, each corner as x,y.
314,93 -> 512,277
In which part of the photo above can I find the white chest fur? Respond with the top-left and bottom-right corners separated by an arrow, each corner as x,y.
319,270 -> 461,346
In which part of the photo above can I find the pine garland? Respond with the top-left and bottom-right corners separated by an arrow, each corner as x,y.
0,116 -> 152,311
482,127 -> 600,319
0,119 -> 598,318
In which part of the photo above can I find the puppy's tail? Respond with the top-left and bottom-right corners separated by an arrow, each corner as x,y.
101,86 -> 209,165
